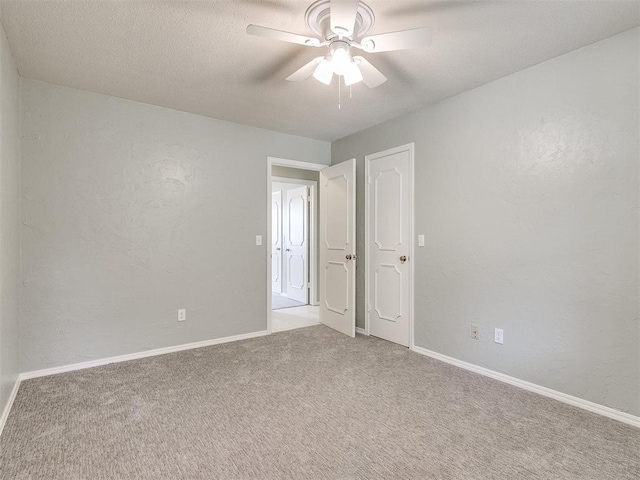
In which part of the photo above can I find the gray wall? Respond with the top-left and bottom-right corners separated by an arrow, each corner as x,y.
271,165 -> 319,182
0,21 -> 20,414
20,79 -> 330,372
332,28 -> 640,416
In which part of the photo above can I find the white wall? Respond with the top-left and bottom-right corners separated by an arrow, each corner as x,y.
20,79 -> 330,372
0,20 -> 20,415
332,28 -> 640,416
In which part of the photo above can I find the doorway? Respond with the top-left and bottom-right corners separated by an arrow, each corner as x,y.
268,159 -> 323,333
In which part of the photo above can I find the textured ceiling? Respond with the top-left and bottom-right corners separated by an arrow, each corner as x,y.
0,0 -> 638,141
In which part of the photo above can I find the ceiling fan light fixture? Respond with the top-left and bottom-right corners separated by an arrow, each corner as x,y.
313,58 -> 333,85
344,61 -> 363,86
248,1 -> 429,90
331,44 -> 351,76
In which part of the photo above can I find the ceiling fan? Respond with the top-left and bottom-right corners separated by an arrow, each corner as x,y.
246,0 -> 432,88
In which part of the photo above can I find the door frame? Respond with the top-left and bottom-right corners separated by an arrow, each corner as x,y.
272,177 -> 318,305
364,143 -> 415,348
266,157 -> 327,334
271,190 -> 283,294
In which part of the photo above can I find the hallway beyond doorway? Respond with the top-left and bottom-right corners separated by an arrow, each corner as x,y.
272,305 -> 319,332
272,292 -> 305,310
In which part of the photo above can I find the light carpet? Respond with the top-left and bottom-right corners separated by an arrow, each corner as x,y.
272,293 -> 305,310
1,326 -> 638,479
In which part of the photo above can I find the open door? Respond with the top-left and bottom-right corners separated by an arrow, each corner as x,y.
319,159 -> 356,337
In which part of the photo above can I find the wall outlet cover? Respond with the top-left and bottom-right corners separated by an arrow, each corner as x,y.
471,324 -> 479,340
178,309 -> 186,322
494,328 -> 504,344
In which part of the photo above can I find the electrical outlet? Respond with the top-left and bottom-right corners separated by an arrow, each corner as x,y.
178,309 -> 186,322
471,324 -> 479,340
255,235 -> 263,246
494,328 -> 504,344
418,234 -> 425,247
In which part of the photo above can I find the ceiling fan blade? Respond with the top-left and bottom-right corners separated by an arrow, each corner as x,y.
286,57 -> 324,82
246,25 -> 320,47
360,27 -> 433,53
353,56 -> 387,88
330,0 -> 360,37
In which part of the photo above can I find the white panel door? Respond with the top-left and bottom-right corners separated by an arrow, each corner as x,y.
285,186 -> 309,304
320,159 -> 356,337
271,191 -> 283,294
367,147 -> 412,347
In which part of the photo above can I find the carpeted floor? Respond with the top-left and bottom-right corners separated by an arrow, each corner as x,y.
1,326 -> 638,479
272,292 -> 306,310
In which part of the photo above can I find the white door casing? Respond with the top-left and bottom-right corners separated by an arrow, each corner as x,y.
366,144 -> 413,347
320,159 -> 356,337
285,185 -> 309,304
271,191 -> 283,294
267,157 -> 327,334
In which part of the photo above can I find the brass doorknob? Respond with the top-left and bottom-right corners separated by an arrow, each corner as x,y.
400,255 -> 407,263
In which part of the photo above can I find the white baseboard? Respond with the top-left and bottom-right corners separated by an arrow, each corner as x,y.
20,330 -> 269,381
411,345 -> 639,428
0,377 -> 21,436
355,327 -> 367,335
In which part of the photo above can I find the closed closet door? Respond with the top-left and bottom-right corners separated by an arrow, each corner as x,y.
285,185 -> 309,304
368,147 -> 412,347
271,191 -> 282,294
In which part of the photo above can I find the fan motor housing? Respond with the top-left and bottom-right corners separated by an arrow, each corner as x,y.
305,0 -> 375,40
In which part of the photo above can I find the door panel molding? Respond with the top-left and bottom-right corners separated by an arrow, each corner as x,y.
324,261 -> 349,314
288,255 -> 306,290
374,264 -> 403,322
288,194 -> 306,247
374,167 -> 403,251
323,173 -> 349,250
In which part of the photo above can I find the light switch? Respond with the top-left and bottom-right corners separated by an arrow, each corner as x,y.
418,235 -> 425,247
256,235 -> 263,246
